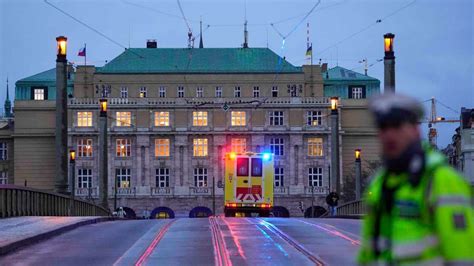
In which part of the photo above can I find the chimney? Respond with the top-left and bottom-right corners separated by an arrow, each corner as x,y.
147,39 -> 157,48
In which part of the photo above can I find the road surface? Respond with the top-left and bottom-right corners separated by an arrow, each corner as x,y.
0,218 -> 361,266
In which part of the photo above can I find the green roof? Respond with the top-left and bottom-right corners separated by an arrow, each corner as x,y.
17,68 -> 57,83
97,48 -> 302,74
323,66 -> 379,82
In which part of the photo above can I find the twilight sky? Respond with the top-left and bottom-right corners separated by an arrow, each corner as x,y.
0,0 -> 473,147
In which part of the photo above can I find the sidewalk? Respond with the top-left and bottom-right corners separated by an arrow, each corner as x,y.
0,216 -> 113,255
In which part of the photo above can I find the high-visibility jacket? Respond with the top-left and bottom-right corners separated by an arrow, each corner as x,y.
358,147 -> 474,265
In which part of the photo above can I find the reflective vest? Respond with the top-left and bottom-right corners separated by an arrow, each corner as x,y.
358,148 -> 474,265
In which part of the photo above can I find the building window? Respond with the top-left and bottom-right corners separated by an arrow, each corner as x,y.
120,87 -> 128,98
0,171 -> 7,184
154,111 -> 170,127
116,139 -> 131,157
139,87 -> 147,98
193,111 -> 208,126
116,112 -> 131,127
308,138 -> 323,156
350,87 -> 365,99
253,86 -> 260,97
231,138 -> 246,153
156,168 -> 170,187
159,86 -> 166,98
193,138 -> 208,157
77,168 -> 92,188
272,86 -> 278,97
215,86 -> 223,98
155,139 -> 170,157
177,86 -> 185,98
231,111 -> 246,126
194,168 -> 208,187
307,111 -> 322,126
234,86 -> 241,98
308,167 -> 323,187
270,138 -> 284,156
116,168 -> 131,188
270,111 -> 284,126
274,167 -> 284,187
196,87 -> 204,98
77,112 -> 92,127
77,139 -> 93,157
33,88 -> 45,100
0,142 -> 7,160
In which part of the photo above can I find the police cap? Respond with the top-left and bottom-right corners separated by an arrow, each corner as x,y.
369,93 -> 424,129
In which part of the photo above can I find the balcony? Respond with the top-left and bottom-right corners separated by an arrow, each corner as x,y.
274,186 -> 289,195
150,187 -> 174,196
112,187 -> 136,196
189,186 -> 211,195
304,186 -> 329,195
75,187 -> 98,197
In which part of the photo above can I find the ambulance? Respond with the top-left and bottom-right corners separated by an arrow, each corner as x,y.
223,152 -> 274,217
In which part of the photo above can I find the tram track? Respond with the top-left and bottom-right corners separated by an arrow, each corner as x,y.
134,219 -> 176,266
209,216 -> 232,266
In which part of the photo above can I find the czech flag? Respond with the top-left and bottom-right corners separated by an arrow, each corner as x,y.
78,46 -> 86,57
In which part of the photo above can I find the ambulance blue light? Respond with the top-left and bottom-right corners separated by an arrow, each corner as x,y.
262,153 -> 271,161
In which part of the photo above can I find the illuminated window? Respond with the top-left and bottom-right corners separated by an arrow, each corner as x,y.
177,86 -> 185,98
116,139 -> 131,157
272,86 -> 279,97
234,86 -> 241,98
116,112 -> 131,127
77,169 -> 92,188
231,111 -> 246,126
156,168 -> 170,187
0,142 -> 7,160
308,167 -> 323,187
193,111 -> 208,126
231,138 -> 246,153
351,87 -> 365,99
116,168 -> 131,188
270,138 -> 284,156
307,111 -> 322,126
196,87 -> 203,98
77,139 -> 93,157
193,138 -> 208,157
155,139 -> 170,157
270,111 -> 284,126
194,168 -> 208,187
77,112 -> 92,127
274,167 -> 284,187
33,88 -> 45,100
139,87 -> 147,98
154,112 -> 170,127
0,171 -> 8,184
215,86 -> 222,98
308,138 -> 323,156
159,86 -> 166,98
253,86 -> 260,97
120,87 -> 128,98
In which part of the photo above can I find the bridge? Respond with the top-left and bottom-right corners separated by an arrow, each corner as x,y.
0,185 -> 365,265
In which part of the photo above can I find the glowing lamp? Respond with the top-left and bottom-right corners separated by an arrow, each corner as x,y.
330,97 -> 338,112
384,33 -> 395,56
355,149 -> 361,161
69,149 -> 76,163
229,152 -> 237,160
262,153 -> 271,161
56,36 -> 67,60
99,99 -> 107,116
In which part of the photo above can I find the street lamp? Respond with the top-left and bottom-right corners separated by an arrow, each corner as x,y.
99,99 -> 108,116
330,97 -> 338,113
330,97 -> 340,194
99,98 -> 109,210
384,33 -> 395,56
383,33 -> 396,93
56,36 -> 67,62
355,149 -> 362,200
69,149 -> 76,216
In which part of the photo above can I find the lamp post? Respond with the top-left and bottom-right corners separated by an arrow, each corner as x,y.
69,149 -> 76,215
383,33 -> 395,93
99,98 -> 109,210
330,97 -> 340,194
55,36 -> 69,194
311,185 -> 314,218
355,149 -> 362,200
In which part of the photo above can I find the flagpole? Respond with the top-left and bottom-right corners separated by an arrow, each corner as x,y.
84,43 -> 87,66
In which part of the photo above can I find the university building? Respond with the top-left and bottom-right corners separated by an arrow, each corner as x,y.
8,42 -> 381,217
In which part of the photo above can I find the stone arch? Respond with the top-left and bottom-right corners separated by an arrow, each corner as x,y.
304,206 -> 327,218
115,206 -> 136,219
271,206 -> 290,218
150,206 -> 175,219
189,206 -> 213,218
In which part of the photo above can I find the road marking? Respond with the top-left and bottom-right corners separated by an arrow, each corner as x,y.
296,219 -> 361,246
256,219 -> 326,266
209,217 -> 232,266
133,219 -> 176,266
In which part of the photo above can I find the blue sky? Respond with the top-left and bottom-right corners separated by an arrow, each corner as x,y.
0,0 -> 472,146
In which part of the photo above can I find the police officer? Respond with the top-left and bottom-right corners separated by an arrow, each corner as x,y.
358,93 -> 474,265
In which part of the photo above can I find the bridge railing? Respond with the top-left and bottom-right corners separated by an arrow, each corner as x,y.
0,185 -> 110,218
335,199 -> 366,218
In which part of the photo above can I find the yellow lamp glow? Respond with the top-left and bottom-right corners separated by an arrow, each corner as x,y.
355,149 -> 361,160
56,36 -> 67,57
99,99 -> 107,116
69,149 -> 76,162
229,152 -> 237,160
330,97 -> 338,111
384,33 -> 394,53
